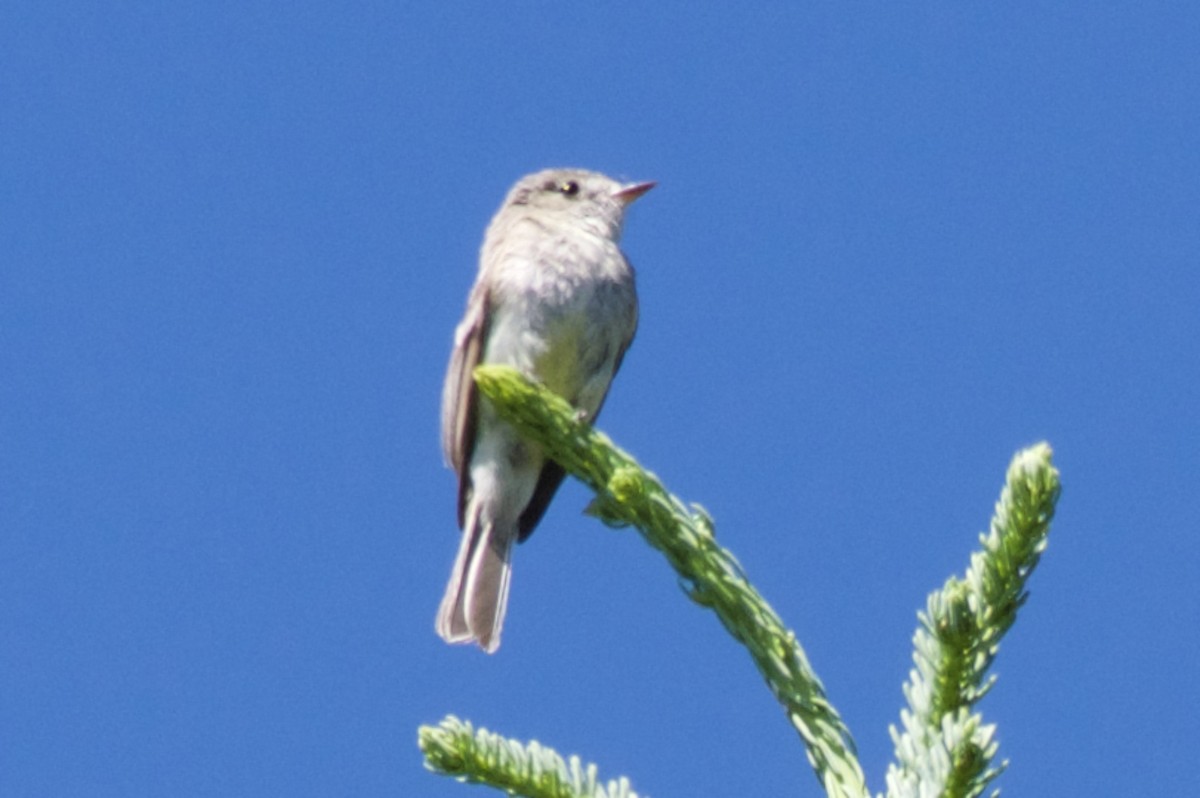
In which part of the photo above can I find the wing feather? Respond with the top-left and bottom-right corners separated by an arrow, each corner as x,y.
441,284 -> 490,528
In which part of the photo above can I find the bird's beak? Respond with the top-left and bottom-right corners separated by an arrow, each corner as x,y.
612,180 -> 656,206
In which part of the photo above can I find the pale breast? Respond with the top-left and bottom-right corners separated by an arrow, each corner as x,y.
484,227 -> 636,403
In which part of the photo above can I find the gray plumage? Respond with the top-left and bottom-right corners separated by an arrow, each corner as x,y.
437,168 -> 653,653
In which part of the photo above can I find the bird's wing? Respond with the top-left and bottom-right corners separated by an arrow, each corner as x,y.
441,283 -> 489,528
516,463 -> 566,542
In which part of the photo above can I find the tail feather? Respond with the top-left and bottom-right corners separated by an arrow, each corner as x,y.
435,521 -> 476,644
436,512 -> 515,653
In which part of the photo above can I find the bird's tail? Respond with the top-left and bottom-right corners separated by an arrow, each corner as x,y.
435,508 -> 514,654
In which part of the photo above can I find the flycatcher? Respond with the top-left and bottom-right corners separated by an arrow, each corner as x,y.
437,168 -> 654,652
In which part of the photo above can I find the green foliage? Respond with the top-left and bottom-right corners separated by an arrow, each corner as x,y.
420,717 -> 641,798
886,444 -> 1060,798
421,366 -> 1061,798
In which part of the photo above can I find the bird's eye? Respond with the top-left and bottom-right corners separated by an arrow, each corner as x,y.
558,180 -> 580,197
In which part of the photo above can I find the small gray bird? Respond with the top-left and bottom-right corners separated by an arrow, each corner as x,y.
437,168 -> 654,653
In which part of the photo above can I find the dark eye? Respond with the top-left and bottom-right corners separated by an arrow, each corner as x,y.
558,180 -> 580,197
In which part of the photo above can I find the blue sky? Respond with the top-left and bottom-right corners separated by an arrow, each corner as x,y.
3,4 -> 1197,796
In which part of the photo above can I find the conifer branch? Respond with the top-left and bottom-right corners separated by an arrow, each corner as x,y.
419,716 -> 642,798
467,365 -> 869,798
419,368 -> 1061,798
884,443 -> 1060,798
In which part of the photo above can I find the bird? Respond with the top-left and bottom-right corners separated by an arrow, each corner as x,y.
437,168 -> 654,652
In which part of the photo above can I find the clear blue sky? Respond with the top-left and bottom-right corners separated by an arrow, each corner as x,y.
3,4 -> 1197,796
